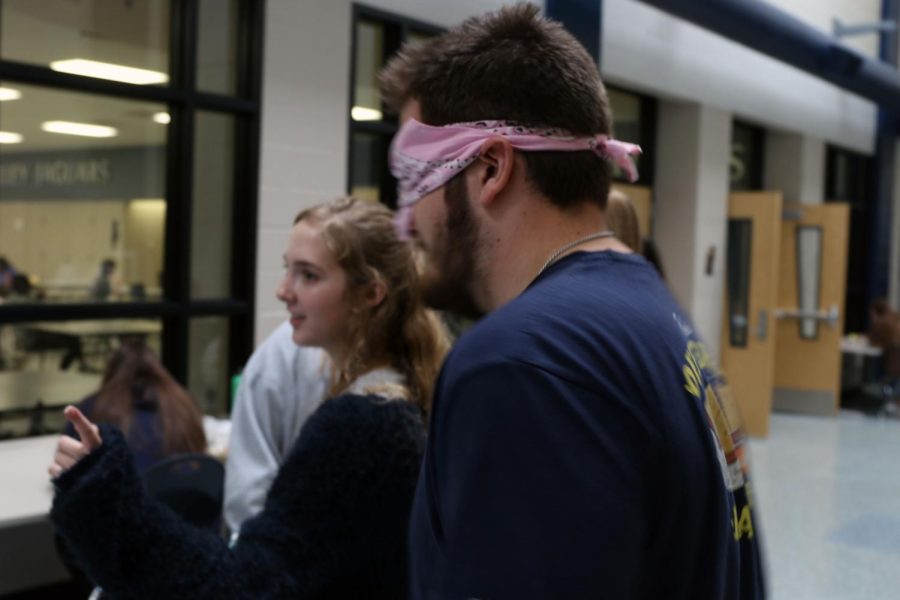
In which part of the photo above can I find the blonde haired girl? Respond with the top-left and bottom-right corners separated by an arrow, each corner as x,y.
285,197 -> 448,407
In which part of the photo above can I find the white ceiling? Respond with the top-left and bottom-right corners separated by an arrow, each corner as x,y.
0,0 -> 170,151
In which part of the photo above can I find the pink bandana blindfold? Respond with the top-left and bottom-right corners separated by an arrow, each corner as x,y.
389,119 -> 642,238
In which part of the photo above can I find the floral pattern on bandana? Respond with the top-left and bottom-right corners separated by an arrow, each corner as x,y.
389,119 -> 642,213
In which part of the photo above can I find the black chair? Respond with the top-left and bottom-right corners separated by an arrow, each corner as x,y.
143,453 -> 225,532
65,454 -> 225,600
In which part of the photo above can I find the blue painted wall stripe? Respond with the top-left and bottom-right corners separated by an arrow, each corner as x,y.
869,0 -> 900,304
635,0 -> 900,112
546,0 -> 602,65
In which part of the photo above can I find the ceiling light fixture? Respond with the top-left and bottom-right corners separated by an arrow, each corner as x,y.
0,131 -> 23,144
153,112 -> 171,124
41,121 -> 118,138
0,87 -> 22,101
351,106 -> 383,121
50,58 -> 168,85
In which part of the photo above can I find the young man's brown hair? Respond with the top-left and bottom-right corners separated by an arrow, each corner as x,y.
380,2 -> 614,209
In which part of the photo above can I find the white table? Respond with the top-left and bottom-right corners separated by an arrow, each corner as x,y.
0,421 -> 231,529
0,435 -> 71,594
0,435 -> 57,527
0,416 -> 231,593
21,319 -> 161,372
841,335 -> 883,357
840,335 -> 883,398
27,319 -> 161,338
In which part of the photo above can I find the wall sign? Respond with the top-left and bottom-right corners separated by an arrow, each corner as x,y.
0,146 -> 165,200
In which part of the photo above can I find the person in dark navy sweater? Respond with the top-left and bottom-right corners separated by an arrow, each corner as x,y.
380,5 -> 765,598
48,197 -> 450,599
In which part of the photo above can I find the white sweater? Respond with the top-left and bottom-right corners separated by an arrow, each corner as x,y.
223,321 -> 407,533
224,322 -> 329,532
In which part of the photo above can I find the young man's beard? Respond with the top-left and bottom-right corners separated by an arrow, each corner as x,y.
419,177 -> 485,320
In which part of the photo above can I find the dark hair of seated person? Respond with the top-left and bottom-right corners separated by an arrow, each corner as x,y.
72,341 -> 206,460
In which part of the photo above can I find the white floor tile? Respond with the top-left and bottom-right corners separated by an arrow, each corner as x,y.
749,411 -> 900,600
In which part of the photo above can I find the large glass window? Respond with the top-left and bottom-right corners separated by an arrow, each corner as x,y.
188,317 -> 230,415
730,121 -> 765,191
1,0 -> 170,86
197,0 -> 240,95
0,0 -> 261,435
350,131 -> 388,204
606,86 -> 656,185
353,20 -> 386,124
0,83 -> 167,303
348,8 -> 440,207
826,145 -> 873,334
190,111 -> 235,299
0,317 -> 161,436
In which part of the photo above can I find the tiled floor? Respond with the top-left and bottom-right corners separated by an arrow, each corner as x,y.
749,411 -> 900,600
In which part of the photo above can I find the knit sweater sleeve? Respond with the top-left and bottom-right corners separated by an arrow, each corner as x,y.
50,393 -> 424,599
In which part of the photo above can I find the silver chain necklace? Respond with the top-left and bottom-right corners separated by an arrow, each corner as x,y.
534,230 -> 616,280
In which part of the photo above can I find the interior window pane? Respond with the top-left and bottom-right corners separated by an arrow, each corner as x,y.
352,20 -> 384,123
796,226 -> 823,340
0,83 -> 167,304
727,219 -> 753,348
406,30 -> 434,46
0,318 -> 161,438
608,88 -> 641,143
350,131 -> 383,204
607,88 -> 643,179
190,111 -> 234,299
187,317 -> 230,415
197,0 -> 240,95
730,121 -> 765,191
1,0 -> 170,86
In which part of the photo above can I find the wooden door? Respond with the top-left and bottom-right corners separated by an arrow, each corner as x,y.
772,203 -> 850,415
720,192 -> 783,437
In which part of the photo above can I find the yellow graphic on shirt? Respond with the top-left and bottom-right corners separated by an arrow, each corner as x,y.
681,338 -> 756,541
732,499 -> 755,540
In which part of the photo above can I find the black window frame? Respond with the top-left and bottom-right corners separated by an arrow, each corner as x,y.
0,0 -> 265,414
825,144 -> 874,334
604,83 -> 657,187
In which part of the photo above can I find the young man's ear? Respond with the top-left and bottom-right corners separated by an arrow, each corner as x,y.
474,137 -> 515,207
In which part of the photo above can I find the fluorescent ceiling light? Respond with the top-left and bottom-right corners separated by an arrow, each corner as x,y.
41,121 -> 118,138
50,58 -> 168,85
0,131 -> 23,144
153,112 -> 171,124
0,87 -> 22,101
351,106 -> 383,121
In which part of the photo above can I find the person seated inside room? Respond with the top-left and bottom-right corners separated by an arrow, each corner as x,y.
90,258 -> 118,300
0,255 -> 18,295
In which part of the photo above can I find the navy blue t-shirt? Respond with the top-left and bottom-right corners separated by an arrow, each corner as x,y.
409,251 -> 765,599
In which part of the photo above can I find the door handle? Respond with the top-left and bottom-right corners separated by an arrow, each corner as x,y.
773,304 -> 840,328
756,309 -> 768,341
